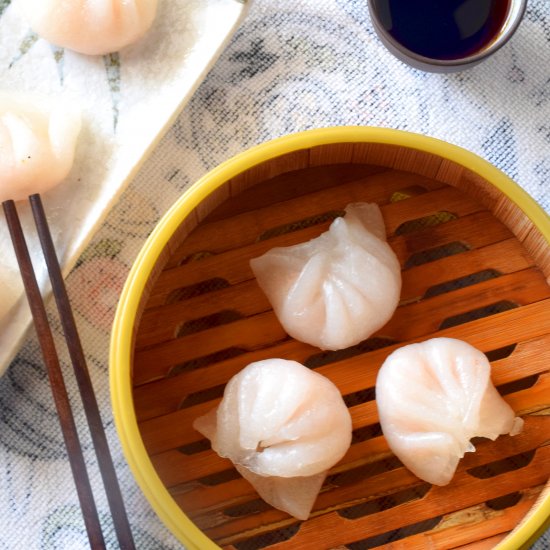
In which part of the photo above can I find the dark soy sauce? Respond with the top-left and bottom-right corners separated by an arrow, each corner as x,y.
371,0 -> 510,60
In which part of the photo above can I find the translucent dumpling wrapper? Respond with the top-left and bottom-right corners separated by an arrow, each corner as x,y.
0,92 -> 81,203
17,0 -> 159,55
250,203 -> 402,351
193,359 -> 353,520
376,338 -> 524,486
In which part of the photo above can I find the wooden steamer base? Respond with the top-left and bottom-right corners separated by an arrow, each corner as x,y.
130,142 -> 550,549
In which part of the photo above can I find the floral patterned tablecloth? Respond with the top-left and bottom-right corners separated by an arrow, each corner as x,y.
1,0 -> 549,548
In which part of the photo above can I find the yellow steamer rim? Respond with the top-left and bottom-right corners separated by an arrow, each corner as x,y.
110,126 -> 550,550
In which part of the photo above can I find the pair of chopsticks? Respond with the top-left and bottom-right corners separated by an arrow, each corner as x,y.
3,195 -> 135,550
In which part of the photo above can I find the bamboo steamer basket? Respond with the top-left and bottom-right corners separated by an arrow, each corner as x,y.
110,127 -> 550,550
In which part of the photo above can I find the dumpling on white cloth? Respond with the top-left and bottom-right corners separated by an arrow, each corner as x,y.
0,92 -> 81,203
16,0 -> 158,55
376,337 -> 524,486
193,358 -> 352,520
250,203 -> 402,351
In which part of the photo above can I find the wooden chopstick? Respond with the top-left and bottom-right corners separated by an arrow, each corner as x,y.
3,196 -> 135,550
2,198 -> 106,549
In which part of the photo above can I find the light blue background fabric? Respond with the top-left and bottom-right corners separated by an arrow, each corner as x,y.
1,0 -> 548,548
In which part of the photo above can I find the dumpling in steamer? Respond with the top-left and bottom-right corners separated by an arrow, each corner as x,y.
17,0 -> 158,55
376,338 -> 524,486
0,92 -> 81,203
193,359 -> 352,520
250,202 -> 401,350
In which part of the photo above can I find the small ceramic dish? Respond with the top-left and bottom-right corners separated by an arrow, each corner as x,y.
111,127 -> 550,550
367,0 -> 527,72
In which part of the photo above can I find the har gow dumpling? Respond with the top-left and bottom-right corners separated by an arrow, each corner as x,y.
193,358 -> 352,520
0,92 -> 81,203
250,203 -> 402,351
17,0 -> 158,55
376,337 -> 524,486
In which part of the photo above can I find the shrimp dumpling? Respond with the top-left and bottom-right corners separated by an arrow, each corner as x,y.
250,203 -> 402,351
376,338 -> 524,486
0,92 -> 81,203
193,359 -> 352,520
17,0 -> 158,55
